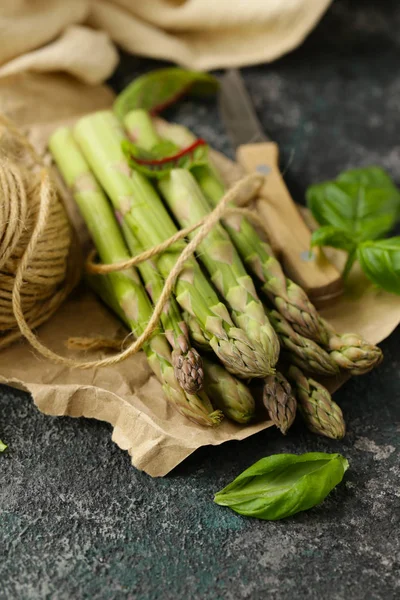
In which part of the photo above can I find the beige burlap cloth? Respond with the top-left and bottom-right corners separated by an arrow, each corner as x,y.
0,1 -> 332,81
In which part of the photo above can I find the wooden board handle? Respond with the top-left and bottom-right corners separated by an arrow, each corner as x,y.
236,142 -> 343,304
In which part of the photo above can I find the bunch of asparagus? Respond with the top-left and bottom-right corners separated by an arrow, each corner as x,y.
50,127 -> 256,427
48,108 -> 383,440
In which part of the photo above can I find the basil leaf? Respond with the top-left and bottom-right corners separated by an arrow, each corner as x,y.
114,68 -> 219,119
214,452 -> 349,520
307,167 -> 400,292
357,237 -> 400,295
307,181 -> 397,241
338,166 -> 400,215
0,440 -> 7,452
310,225 -> 356,253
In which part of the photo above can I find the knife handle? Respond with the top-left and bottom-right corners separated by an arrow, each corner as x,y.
236,142 -> 343,305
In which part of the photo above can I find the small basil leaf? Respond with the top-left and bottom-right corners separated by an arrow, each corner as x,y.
338,166 -> 400,216
310,225 -> 356,253
0,440 -> 7,452
306,181 -> 397,240
357,237 -> 400,295
114,68 -> 219,119
214,452 -> 349,521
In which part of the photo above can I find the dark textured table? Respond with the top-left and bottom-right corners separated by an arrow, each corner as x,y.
1,1 -> 399,598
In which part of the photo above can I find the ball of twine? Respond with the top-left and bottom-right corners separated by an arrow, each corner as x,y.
0,115 -> 81,349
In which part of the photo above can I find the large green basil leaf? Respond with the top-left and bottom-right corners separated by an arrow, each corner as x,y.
0,440 -> 7,452
214,452 -> 349,521
357,237 -> 400,295
307,181 -> 397,242
338,166 -> 400,216
114,68 -> 219,119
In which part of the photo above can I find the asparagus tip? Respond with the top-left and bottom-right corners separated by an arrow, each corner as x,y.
263,372 -> 297,435
172,347 -> 204,394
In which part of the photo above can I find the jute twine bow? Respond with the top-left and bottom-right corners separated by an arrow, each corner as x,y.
0,115 -> 81,350
0,114 -> 271,369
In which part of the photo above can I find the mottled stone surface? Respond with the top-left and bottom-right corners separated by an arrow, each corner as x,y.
1,1 -> 399,598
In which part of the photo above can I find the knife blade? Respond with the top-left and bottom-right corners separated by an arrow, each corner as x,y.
218,69 -> 269,148
218,69 -> 343,305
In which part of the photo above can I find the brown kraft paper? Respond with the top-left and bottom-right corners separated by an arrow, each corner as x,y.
0,73 -> 399,477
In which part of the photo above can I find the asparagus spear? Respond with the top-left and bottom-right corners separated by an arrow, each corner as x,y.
73,111 -> 275,379
119,216 -> 203,394
182,310 -> 212,352
153,118 -> 383,376
202,359 -> 255,423
287,366 -> 346,440
263,372 -> 297,435
267,309 -> 339,376
323,324 -> 383,375
49,127 -> 222,427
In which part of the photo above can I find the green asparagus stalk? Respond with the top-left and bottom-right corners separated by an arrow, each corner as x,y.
267,309 -> 339,376
287,366 -> 346,440
263,372 -> 297,435
49,127 -> 222,427
323,324 -> 383,375
125,109 -> 161,148
73,111 -> 275,379
182,310 -> 212,352
154,118 -> 383,376
120,217 -> 204,394
202,359 -> 255,423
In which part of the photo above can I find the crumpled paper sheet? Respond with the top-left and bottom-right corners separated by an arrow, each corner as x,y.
0,73 -> 399,477
0,1 -> 333,80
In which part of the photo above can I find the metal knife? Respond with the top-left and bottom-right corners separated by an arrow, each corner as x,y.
218,69 -> 343,306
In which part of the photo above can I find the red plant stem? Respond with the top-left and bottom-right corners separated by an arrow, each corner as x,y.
130,139 -> 207,166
